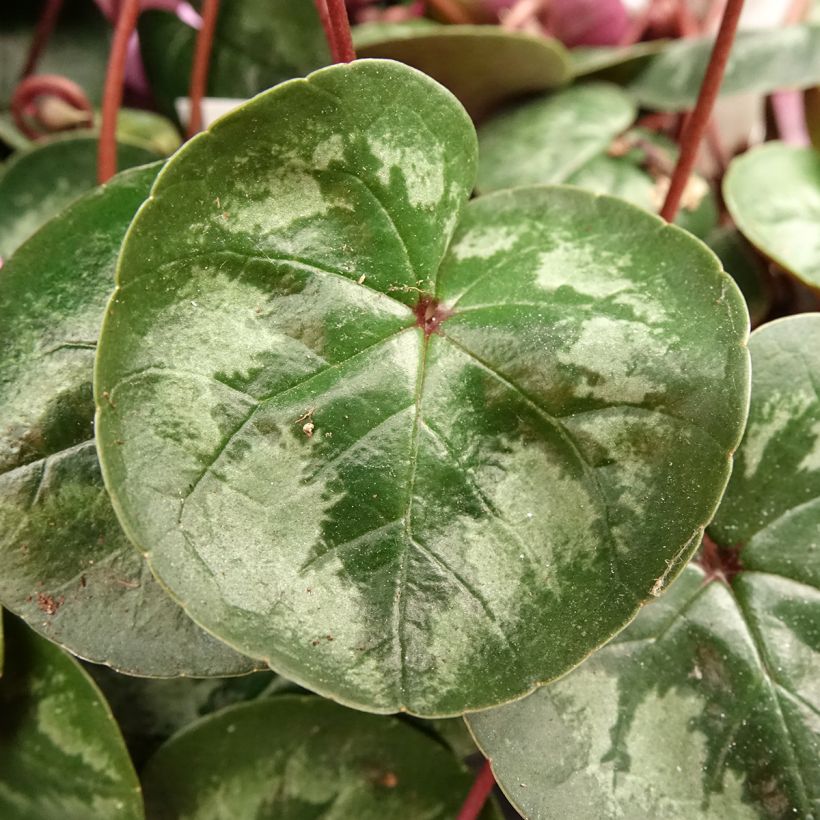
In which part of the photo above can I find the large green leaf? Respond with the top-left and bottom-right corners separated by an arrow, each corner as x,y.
0,135 -> 157,261
354,25 -> 570,120
138,0 -> 330,121
628,24 -> 820,112
0,613 -> 143,819
467,313 -> 820,819
95,60 -> 750,716
0,163 -> 258,677
724,142 -> 820,291
141,695 -> 498,819
477,83 -> 636,193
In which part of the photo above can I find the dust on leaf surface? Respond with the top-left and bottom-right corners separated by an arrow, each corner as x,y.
468,314 -> 820,820
95,59 -> 750,716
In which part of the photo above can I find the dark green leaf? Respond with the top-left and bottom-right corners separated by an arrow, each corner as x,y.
138,0 -> 330,121
0,135 -> 158,261
88,666 -> 282,768
141,695 -> 499,819
0,614 -> 143,820
706,227 -> 771,326
467,314 -> 820,820
628,25 -> 820,112
0,163 -> 259,677
355,25 -> 570,120
477,83 -> 636,192
724,142 -> 820,290
95,61 -> 749,716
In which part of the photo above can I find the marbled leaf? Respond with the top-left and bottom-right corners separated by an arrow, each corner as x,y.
0,163 -> 259,677
0,135 -> 157,261
141,695 -> 499,819
95,61 -> 749,716
0,613 -> 143,820
477,83 -> 636,193
628,24 -> 820,112
724,142 -> 820,291
467,314 -> 820,820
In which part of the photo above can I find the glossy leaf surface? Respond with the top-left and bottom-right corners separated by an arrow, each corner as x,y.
0,164 -> 258,677
0,614 -> 143,820
724,142 -> 820,290
355,25 -> 570,119
138,0 -> 330,120
0,135 -> 157,261
628,24 -> 820,112
96,61 -> 750,716
477,83 -> 635,193
468,314 -> 820,819
142,695 -> 498,819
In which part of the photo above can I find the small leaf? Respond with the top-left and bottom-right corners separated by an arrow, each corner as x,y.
0,135 -> 158,261
628,24 -> 820,112
0,613 -> 143,820
467,314 -> 820,820
138,0 -> 330,120
0,163 -> 259,677
354,25 -> 571,119
95,61 -> 749,716
141,695 -> 499,819
706,227 -> 771,326
724,142 -> 820,291
477,83 -> 636,192
571,39 -> 668,79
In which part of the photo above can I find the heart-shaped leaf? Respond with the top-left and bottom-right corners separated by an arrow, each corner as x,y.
477,83 -> 636,192
354,25 -> 571,119
724,142 -> 820,290
0,162 -> 259,677
628,24 -> 820,112
141,695 -> 499,819
0,135 -> 158,261
95,60 -> 750,716
0,613 -> 143,819
467,313 -> 820,820
138,0 -> 330,121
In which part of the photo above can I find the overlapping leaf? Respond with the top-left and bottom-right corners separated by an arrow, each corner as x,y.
141,695 -> 499,819
138,0 -> 330,121
0,614 -> 143,820
724,142 -> 820,290
0,163 -> 258,677
354,25 -> 570,119
95,60 -> 749,716
628,24 -> 820,112
467,314 -> 820,820
0,135 -> 157,261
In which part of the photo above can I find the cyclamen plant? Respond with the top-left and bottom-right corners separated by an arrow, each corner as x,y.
0,0 -> 818,819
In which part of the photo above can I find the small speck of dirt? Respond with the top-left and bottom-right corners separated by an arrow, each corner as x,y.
380,772 -> 398,788
295,408 -> 316,438
36,593 -> 64,615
